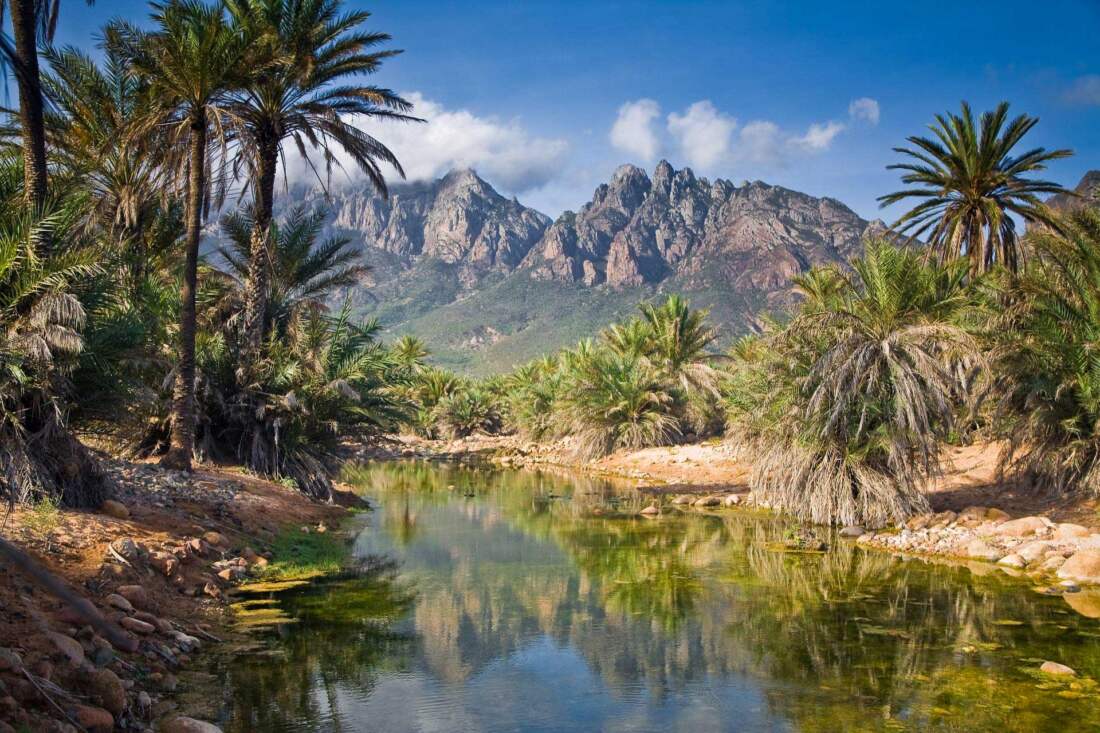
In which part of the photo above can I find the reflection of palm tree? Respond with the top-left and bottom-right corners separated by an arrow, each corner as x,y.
395,494 -> 418,548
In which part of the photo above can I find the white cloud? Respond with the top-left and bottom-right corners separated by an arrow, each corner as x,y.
737,121 -> 783,165
848,97 -> 880,125
1065,75 -> 1100,106
609,99 -> 663,161
666,100 -> 737,169
791,120 -> 847,152
288,92 -> 569,193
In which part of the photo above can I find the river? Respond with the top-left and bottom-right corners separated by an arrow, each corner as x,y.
214,461 -> 1100,732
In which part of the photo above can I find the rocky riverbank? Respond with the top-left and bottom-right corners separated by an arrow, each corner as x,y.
0,457 -> 355,732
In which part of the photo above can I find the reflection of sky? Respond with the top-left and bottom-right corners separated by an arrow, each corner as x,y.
313,635 -> 788,733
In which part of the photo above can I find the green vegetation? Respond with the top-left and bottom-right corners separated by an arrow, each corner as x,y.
260,526 -> 348,582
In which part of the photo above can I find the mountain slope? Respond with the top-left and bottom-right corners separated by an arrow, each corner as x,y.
291,163 -> 884,375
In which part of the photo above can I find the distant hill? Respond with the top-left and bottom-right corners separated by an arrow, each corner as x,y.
1048,170 -> 1100,212
284,162 -> 887,375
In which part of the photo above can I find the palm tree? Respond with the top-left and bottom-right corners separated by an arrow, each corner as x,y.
637,294 -> 722,395
879,101 -> 1072,275
218,206 -> 367,341
118,0 -> 252,471
0,1 -> 94,205
224,0 -> 418,361
998,208 -> 1100,494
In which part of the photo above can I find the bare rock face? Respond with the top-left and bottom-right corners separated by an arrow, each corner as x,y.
522,160 -> 880,289
304,169 -> 551,286
1047,170 -> 1100,213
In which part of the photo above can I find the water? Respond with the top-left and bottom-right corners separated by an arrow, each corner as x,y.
216,461 -> 1100,732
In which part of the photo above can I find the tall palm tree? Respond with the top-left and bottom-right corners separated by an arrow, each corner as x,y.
0,0 -> 94,206
118,0 -> 252,471
224,0 -> 418,361
879,101 -> 1072,275
218,205 -> 367,340
637,294 -> 722,395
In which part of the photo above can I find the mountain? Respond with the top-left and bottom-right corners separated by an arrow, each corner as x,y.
1048,170 -> 1100,212
290,163 -> 884,375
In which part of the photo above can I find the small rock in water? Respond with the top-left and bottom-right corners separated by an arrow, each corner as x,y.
639,505 -> 659,517
964,539 -> 1002,562
671,495 -> 694,505
722,494 -> 741,507
693,496 -> 721,507
1040,661 -> 1076,676
839,525 -> 865,539
1057,550 -> 1100,584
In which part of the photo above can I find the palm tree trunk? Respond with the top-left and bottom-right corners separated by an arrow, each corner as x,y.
9,0 -> 48,209
161,114 -> 207,472
242,137 -> 279,361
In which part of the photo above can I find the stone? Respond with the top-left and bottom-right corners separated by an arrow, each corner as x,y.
1040,555 -> 1067,573
1060,580 -> 1081,592
671,495 -> 694,505
85,668 -> 126,715
104,593 -> 133,613
149,551 -> 179,577
906,514 -> 931,531
638,505 -> 659,517
73,704 -> 114,733
1016,541 -> 1054,564
137,691 -> 152,710
995,516 -> 1048,537
162,717 -> 224,733
100,499 -> 129,520
1054,523 -> 1091,540
0,648 -> 21,672
839,526 -> 865,538
1064,589 -> 1100,618
116,585 -> 149,610
202,531 -> 229,549
46,632 -> 83,666
985,508 -> 1011,522
723,494 -> 742,507
1057,550 -> 1100,584
1039,661 -> 1076,676
110,537 -> 142,561
241,546 -> 259,563
959,506 -> 989,521
964,539 -> 1002,562
997,553 -> 1027,569
693,496 -> 721,507
120,617 -> 155,635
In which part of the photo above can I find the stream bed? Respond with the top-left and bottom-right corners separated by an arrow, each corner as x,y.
214,461 -> 1100,732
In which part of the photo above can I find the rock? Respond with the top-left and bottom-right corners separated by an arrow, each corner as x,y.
73,704 -> 114,733
959,506 -> 989,521
46,632 -> 84,666
1016,541 -> 1054,564
241,546 -> 259,563
149,551 -> 179,577
839,526 -> 865,539
110,537 -> 142,561
100,499 -> 129,520
906,514 -> 931,531
159,673 -> 178,692
1060,580 -> 1081,592
1039,661 -> 1076,676
638,505 -> 659,517
671,495 -> 694,505
137,690 -> 152,710
995,516 -> 1048,537
1054,523 -> 1091,540
104,593 -> 133,613
0,648 -> 21,672
1057,550 -> 1100,584
1040,555 -> 1068,573
723,494 -> 742,507
985,508 -> 1011,522
964,539 -> 1002,562
997,553 -> 1027,569
119,617 -> 155,635
116,585 -> 149,610
202,531 -> 229,549
162,717 -> 223,733
1064,589 -> 1100,618
693,496 -> 721,507
169,631 -> 201,653
85,668 -> 126,715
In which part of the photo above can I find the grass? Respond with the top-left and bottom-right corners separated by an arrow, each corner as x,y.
21,497 -> 62,536
258,526 -> 349,582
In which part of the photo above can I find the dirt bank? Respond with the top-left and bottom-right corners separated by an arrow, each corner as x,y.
0,457 -> 358,732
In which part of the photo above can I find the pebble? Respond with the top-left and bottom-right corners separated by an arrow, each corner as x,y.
1040,661 -> 1076,676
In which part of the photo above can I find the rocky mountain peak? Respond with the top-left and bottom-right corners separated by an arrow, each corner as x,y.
1048,170 -> 1100,212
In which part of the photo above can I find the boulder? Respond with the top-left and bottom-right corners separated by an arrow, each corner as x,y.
110,537 -> 142,561
723,494 -> 742,507
995,516 -> 1048,537
162,717 -> 224,733
638,505 -> 659,517
74,704 -> 114,733
959,506 -> 989,521
46,632 -> 83,666
670,495 -> 694,506
1054,523 -> 1092,540
100,499 -> 130,520
839,526 -> 865,539
104,593 -> 133,613
119,617 -> 154,635
693,496 -> 721,507
1057,550 -> 1100,584
1064,589 -> 1100,619
1016,541 -> 1054,564
148,551 -> 179,577
906,514 -> 931,531
85,668 -> 126,715
997,553 -> 1027,569
964,539 -> 1002,562
116,585 -> 149,610
985,508 -> 1011,522
202,531 -> 229,549
1040,555 -> 1067,573
1039,661 -> 1076,676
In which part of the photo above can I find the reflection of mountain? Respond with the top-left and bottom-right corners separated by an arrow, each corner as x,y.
221,463 -> 1100,732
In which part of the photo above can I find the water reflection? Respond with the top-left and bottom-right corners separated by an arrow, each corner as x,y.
218,461 -> 1100,732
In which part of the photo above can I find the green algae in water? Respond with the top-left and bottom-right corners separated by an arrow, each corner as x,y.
212,460 -> 1100,733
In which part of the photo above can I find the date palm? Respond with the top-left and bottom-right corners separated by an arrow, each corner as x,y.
225,0 -> 418,361
879,101 -> 1072,275
0,0 -> 94,206
117,0 -> 252,471
638,294 -> 722,396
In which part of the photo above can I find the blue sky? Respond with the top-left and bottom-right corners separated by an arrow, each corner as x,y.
54,0 -> 1100,220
